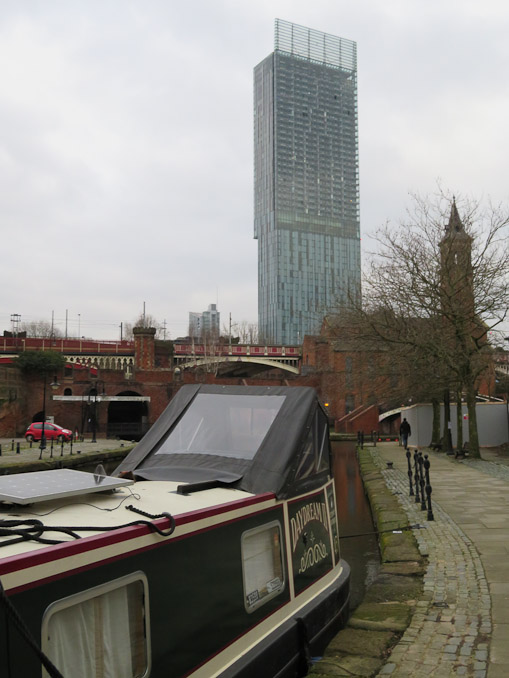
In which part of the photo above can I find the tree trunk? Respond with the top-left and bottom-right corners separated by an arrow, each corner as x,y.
465,383 -> 480,457
431,397 -> 441,447
456,388 -> 463,453
443,388 -> 452,454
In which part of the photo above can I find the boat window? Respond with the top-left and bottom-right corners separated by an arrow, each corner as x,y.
41,573 -> 150,678
242,521 -> 285,612
155,394 -> 286,460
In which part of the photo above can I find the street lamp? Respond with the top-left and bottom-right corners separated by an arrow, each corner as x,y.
88,381 -> 105,443
39,374 -> 60,455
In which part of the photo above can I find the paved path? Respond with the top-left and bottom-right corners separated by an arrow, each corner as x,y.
371,442 -> 509,678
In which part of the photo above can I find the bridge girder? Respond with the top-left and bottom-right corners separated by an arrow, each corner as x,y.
176,355 -> 300,376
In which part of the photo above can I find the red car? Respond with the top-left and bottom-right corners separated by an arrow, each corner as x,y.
25,422 -> 73,443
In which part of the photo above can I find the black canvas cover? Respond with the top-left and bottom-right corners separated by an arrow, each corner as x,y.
115,385 -> 332,498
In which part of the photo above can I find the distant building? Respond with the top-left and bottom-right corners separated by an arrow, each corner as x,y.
254,19 -> 361,345
188,304 -> 220,339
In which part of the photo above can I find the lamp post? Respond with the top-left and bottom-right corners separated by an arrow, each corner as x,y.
92,389 -> 98,443
88,381 -> 105,443
39,374 -> 59,455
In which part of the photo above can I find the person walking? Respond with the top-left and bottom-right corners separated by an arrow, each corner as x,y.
400,417 -> 411,449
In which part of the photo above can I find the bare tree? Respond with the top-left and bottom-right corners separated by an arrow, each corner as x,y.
353,190 -> 509,456
229,320 -> 258,344
123,313 -> 163,340
20,320 -> 63,338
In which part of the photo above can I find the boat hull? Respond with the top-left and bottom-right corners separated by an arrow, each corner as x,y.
219,560 -> 350,678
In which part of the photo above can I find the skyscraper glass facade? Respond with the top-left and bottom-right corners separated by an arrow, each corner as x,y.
254,19 -> 361,345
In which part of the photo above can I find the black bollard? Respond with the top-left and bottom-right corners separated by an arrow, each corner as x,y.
11,440 -> 14,451
0,443 -> 2,456
50,438 -> 54,459
418,453 -> 426,511
29,438 -> 32,448
16,442 -> 20,455
373,430 -> 377,447
61,439 -> 64,457
424,455 -> 434,521
413,450 -> 420,504
406,448 -> 414,496
360,431 -> 364,449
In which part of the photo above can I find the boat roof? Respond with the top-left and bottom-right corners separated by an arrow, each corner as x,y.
0,478 -> 261,562
115,384 -> 332,499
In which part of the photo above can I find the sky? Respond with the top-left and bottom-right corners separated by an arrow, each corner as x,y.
1,0 -> 509,342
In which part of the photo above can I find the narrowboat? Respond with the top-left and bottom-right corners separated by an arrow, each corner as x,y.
0,385 -> 350,677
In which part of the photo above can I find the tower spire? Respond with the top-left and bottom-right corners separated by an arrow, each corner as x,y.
446,197 -> 464,234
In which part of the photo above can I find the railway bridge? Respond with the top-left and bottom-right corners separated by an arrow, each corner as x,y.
173,343 -> 301,376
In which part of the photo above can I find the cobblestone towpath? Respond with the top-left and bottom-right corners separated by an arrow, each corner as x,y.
369,443 -> 509,678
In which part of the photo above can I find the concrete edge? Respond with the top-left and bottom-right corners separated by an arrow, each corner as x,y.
0,446 -> 135,475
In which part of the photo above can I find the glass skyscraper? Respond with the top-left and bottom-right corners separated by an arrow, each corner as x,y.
254,19 -> 361,345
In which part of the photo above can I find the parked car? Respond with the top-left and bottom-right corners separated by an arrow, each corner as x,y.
25,422 -> 73,443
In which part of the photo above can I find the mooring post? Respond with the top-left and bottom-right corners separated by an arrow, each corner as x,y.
418,453 -> 426,511
413,449 -> 420,504
406,448 -> 414,496
424,454 -> 434,521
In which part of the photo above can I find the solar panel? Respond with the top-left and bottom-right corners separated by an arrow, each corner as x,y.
0,469 -> 134,505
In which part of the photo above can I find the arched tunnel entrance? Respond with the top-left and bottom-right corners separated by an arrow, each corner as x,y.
107,391 -> 149,441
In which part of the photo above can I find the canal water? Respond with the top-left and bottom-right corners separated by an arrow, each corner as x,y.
332,440 -> 380,611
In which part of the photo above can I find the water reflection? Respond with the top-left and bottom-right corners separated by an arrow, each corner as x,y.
332,440 -> 380,610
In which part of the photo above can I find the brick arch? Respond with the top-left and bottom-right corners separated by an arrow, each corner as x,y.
107,391 -> 149,441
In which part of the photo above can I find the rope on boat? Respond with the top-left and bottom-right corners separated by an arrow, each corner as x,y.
0,577 -> 64,678
0,513 -> 176,547
125,505 -> 176,535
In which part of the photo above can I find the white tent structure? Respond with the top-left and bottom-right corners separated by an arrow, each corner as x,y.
380,401 -> 509,448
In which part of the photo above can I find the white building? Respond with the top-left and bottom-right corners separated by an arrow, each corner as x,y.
188,304 -> 220,339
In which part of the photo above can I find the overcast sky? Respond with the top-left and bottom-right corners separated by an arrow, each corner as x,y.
1,0 -> 508,342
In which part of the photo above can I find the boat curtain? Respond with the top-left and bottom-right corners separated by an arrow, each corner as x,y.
46,586 -> 133,678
